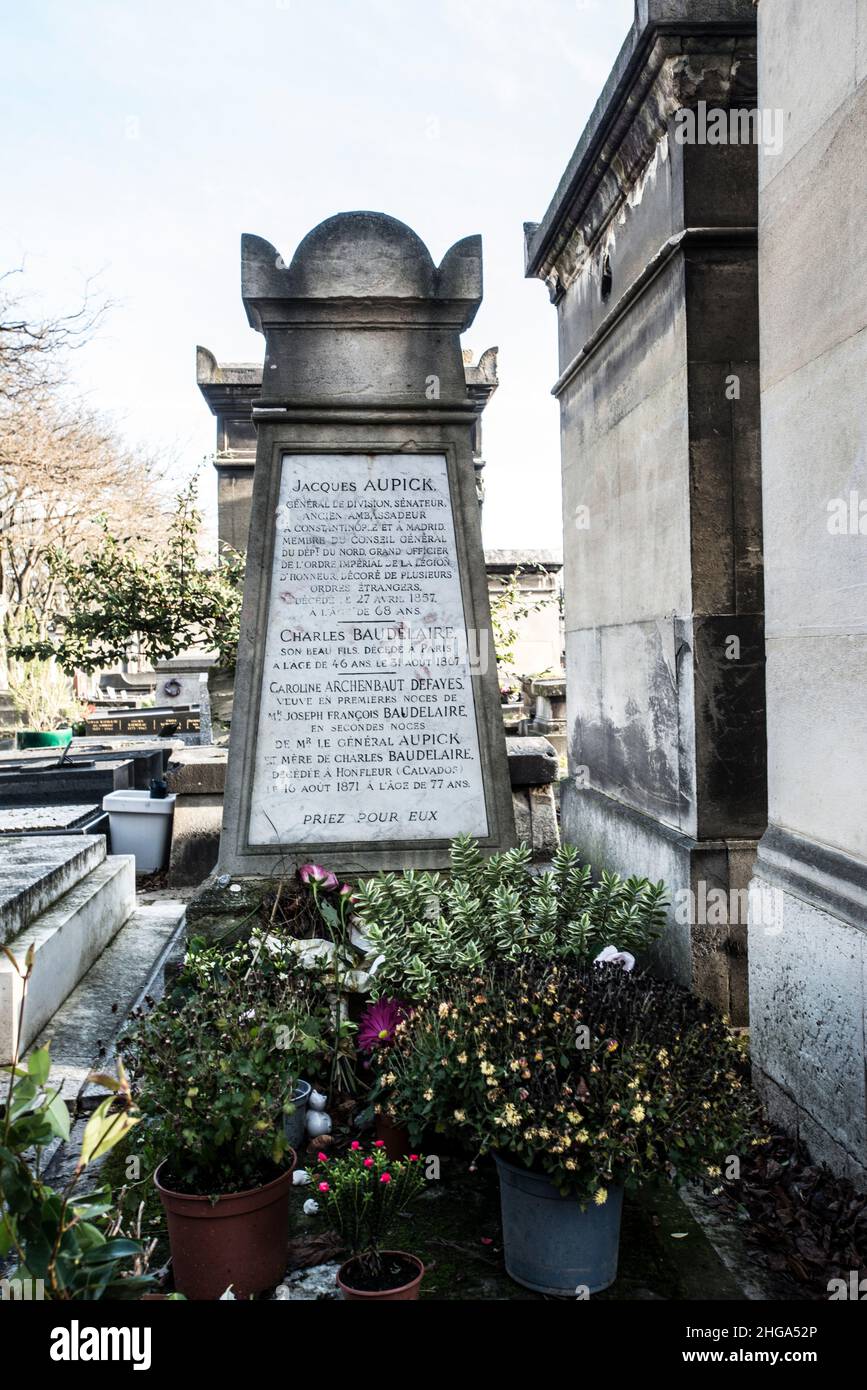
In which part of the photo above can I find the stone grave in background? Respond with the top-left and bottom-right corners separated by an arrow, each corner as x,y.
0,739 -> 178,842
85,706 -> 200,738
219,212 -> 515,877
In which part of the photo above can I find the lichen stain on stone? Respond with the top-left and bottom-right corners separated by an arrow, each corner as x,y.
567,629 -> 683,822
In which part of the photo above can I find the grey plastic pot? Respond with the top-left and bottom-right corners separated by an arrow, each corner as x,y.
493,1153 -> 624,1296
282,1080 -> 312,1151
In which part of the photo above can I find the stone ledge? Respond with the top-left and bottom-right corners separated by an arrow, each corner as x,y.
166,746 -> 228,796
506,735 -> 559,786
0,835 -> 106,944
755,824 -> 867,936
0,854 -> 136,1062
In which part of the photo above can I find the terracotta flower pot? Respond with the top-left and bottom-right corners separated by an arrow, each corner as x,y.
155,1154 -> 295,1301
375,1112 -> 411,1160
336,1251 -> 424,1301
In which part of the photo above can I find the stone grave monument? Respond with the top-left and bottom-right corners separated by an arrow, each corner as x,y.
218,213 -> 515,876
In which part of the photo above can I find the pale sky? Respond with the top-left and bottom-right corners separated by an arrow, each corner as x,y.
1,0 -> 635,549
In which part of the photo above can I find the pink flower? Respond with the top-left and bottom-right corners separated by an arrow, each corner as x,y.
350,1141 -> 361,1151
380,1172 -> 392,1184
480,1237 -> 493,1246
409,1154 -> 419,1162
338,883 -> 355,900
363,1158 -> 374,1168
299,863 -> 338,890
373,1139 -> 385,1148
318,1181 -> 330,1192
357,998 -> 409,1053
317,1152 -> 329,1162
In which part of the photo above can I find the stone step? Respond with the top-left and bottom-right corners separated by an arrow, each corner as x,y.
0,854 -> 136,1063
0,834 -> 107,944
34,897 -> 187,1109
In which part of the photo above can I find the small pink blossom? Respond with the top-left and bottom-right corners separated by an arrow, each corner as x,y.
409,1154 -> 419,1162
380,1172 -> 392,1184
317,1152 -> 329,1162
350,1141 -> 361,1151
363,1158 -> 374,1168
318,1181 -> 330,1192
299,863 -> 338,890
373,1139 -> 385,1148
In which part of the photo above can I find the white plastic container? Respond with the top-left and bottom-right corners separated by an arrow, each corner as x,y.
102,790 -> 176,873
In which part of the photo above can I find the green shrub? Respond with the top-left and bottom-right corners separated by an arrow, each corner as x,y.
374,956 -> 759,1204
353,836 -> 668,1001
122,934 -> 332,1195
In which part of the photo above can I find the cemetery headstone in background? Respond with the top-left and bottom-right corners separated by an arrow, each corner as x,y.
219,212 -> 515,875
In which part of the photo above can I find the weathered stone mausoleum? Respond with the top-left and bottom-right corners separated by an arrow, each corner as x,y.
527,0 -> 867,1187
525,0 -> 764,1024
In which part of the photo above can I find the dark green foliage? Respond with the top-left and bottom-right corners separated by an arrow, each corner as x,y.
377,956 -> 760,1203
122,933 -> 332,1196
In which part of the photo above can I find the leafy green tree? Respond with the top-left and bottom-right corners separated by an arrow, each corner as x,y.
10,478 -> 244,673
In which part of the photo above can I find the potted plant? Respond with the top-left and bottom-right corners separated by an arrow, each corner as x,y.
294,864 -> 362,1095
124,961 -> 305,1300
313,1144 -> 427,1300
377,956 -> 758,1296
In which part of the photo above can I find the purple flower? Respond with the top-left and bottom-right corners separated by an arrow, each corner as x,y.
299,863 -> 338,890
357,998 -> 409,1053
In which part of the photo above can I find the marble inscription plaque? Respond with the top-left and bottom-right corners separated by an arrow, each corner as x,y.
249,453 -> 489,844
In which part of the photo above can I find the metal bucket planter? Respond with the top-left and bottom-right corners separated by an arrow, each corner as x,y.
493,1153 -> 623,1296
282,1080 -> 312,1151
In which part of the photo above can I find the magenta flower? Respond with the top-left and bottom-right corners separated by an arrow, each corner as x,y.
350,1141 -> 361,1151
363,1158 -> 374,1168
299,863 -> 338,890
380,1172 -> 392,1184
318,1181 -> 330,1192
317,1151 -> 329,1162
357,998 -> 409,1053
